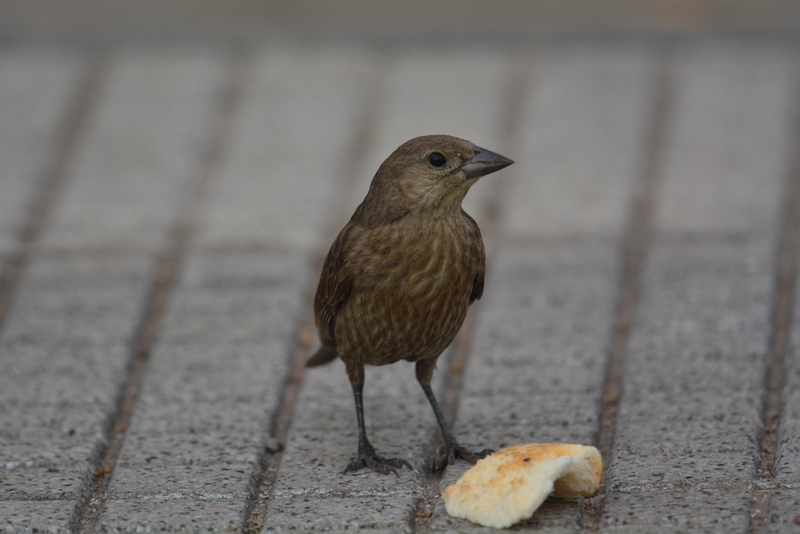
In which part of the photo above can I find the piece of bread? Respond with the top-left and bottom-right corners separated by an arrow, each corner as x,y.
443,443 -> 602,529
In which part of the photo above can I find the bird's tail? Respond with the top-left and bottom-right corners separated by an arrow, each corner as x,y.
306,347 -> 339,367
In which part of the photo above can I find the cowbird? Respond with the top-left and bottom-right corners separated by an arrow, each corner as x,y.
308,134 -> 513,475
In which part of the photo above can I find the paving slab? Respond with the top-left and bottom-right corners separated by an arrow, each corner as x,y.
0,50 -> 83,256
607,241 -> 773,489
427,45 -> 657,532
505,45 -> 657,240
443,246 -> 618,450
97,499 -> 242,533
40,48 -> 227,253
654,43 -> 794,237
0,500 -> 74,533
601,43 -> 795,529
0,28 -> 798,534
266,356 -> 436,532
600,488 -> 752,532
768,487 -> 800,531
0,254 -> 150,499
0,48 -> 228,531
199,45 -> 379,253
428,244 -> 619,533
95,46 -> 379,530
96,253 -> 309,530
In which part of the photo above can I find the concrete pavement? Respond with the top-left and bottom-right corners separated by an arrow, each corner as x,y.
1,6 -> 799,532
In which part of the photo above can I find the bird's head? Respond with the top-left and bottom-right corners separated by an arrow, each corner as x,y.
355,135 -> 514,224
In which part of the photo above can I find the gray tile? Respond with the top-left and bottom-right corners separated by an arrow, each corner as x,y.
506,46 -> 656,239
602,42 -> 794,529
198,46 -> 379,253
0,500 -> 75,533
656,44 -> 793,238
600,489 -> 752,532
97,498 -> 242,533
0,255 -> 151,497
0,50 -> 84,254
41,49 -> 228,252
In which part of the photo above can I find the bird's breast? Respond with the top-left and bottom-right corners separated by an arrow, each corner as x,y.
336,216 -> 483,365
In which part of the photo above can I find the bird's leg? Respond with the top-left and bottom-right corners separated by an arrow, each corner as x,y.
343,381 -> 412,476
416,360 -> 493,472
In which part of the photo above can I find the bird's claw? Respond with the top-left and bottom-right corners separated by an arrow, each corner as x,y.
343,452 -> 413,476
431,443 -> 493,472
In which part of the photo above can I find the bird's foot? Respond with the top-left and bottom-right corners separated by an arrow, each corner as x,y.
430,441 -> 493,472
343,449 -> 413,476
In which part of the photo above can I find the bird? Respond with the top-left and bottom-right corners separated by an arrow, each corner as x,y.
307,134 -> 514,475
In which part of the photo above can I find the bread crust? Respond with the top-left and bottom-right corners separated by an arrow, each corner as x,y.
443,443 -> 603,528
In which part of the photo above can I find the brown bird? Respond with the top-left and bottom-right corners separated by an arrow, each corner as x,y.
308,134 -> 513,475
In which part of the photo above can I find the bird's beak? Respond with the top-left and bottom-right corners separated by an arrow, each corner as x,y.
460,145 -> 514,180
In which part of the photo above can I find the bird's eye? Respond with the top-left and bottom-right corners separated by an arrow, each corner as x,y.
428,152 -> 447,167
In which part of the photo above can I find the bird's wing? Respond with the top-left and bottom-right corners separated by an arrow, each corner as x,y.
313,222 -> 355,351
463,211 -> 485,304
469,250 -> 485,303
470,264 -> 485,304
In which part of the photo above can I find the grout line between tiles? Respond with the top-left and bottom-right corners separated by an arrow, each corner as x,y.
70,52 -> 249,533
0,58 -> 104,338
747,66 -> 800,534
240,52 -> 390,534
581,55 -> 673,530
412,50 -> 530,533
